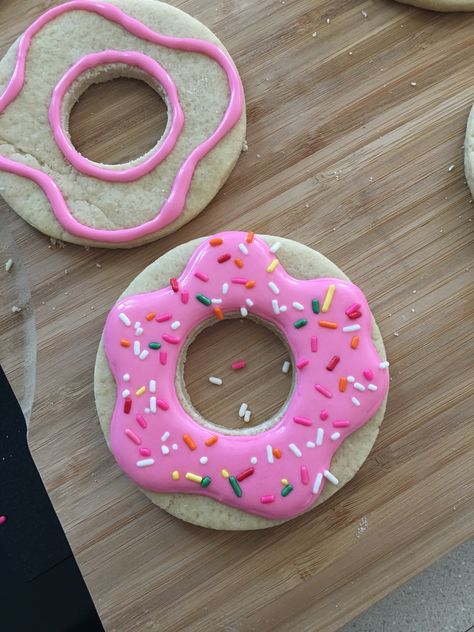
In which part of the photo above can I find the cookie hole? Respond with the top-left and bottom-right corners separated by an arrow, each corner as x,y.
182,318 -> 294,433
69,78 -> 168,165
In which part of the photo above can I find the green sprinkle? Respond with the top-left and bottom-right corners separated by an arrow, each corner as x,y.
294,318 -> 308,329
196,293 -> 211,306
148,342 -> 161,350
229,476 -> 242,497
281,484 -> 294,497
312,299 -> 320,314
201,476 -> 212,488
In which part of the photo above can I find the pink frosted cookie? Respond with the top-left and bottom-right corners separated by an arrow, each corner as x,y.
95,233 -> 389,529
0,0 -> 245,247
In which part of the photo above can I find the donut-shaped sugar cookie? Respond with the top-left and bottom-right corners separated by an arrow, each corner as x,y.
465,104 -> 474,197
0,0 -> 245,247
95,232 -> 389,530
395,0 -> 474,11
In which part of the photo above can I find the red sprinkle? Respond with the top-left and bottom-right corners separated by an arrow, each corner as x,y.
194,271 -> 209,282
218,253 -> 231,263
160,351 -> 167,365
300,466 -> 309,485
123,396 -> 132,414
363,369 -> 374,380
125,428 -> 141,445
236,467 -> 255,482
156,312 -> 172,322
181,291 -> 189,304
296,358 -> 309,369
170,277 -> 179,292
136,415 -> 147,429
231,359 -> 246,370
293,416 -> 312,427
157,399 -> 169,411
348,310 -> 362,319
320,409 -> 329,420
139,447 -> 151,457
162,333 -> 180,344
326,355 -> 340,371
345,302 -> 361,316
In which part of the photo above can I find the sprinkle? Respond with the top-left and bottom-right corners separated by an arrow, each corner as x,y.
282,360 -> 291,374
181,291 -> 189,304
250,456 -> 258,465
292,301 -> 304,311
326,355 -> 340,371
281,484 -> 293,497
196,293 -> 211,306
135,327 -> 144,336
246,298 -> 254,307
149,380 -> 156,393
379,360 -> 390,369
333,420 -> 350,428
157,399 -> 169,411
294,318 -> 308,329
266,445 -> 274,463
119,313 -> 131,326
136,415 -> 147,429
268,281 -> 280,294
368,383 -> 378,391
123,397 -> 132,413
351,336 -> 359,349
352,396 -> 361,406
199,456 -> 208,465
246,231 -> 254,243
267,259 -> 279,273
331,432 -> 341,440
272,299 -> 280,314
343,324 -> 360,332
280,305 -> 287,312
135,386 -> 146,396
205,435 -> 218,446
239,243 -> 249,255
213,306 -> 224,320
139,350 -> 149,360
363,369 -> 374,380
221,469 -> 230,478
229,476 -> 242,497
235,258 -> 244,268
244,410 -> 252,423
311,336 -> 318,352
148,342 -> 161,351
316,428 -> 324,446
150,397 -> 157,413
172,470 -> 180,480
185,472 -> 202,484
260,495 -> 275,504
312,299 -> 320,314
345,303 -> 361,316
339,377 -> 347,392
139,447 -> 151,457
312,473 -> 323,494
354,382 -> 366,391
273,448 -> 282,459
300,466 -> 310,485
348,310 -> 362,320
319,320 -> 337,329
270,241 -> 281,253
170,277 -> 179,292
231,359 -> 246,370
320,409 -> 329,420
201,476 -> 212,488
183,434 -> 196,450
222,282 -> 229,294
296,358 -> 309,369
347,375 -> 355,383
232,277 -> 247,285
209,237 -> 223,246
162,334 -> 180,344
5,258 -> 13,272
123,373 -> 130,382
321,284 -> 335,312
172,443 -> 178,450
160,351 -> 167,365
133,341 -> 140,356
211,298 -> 222,304
324,470 -> 339,485
136,458 -> 154,468
161,445 -> 170,455
125,429 -> 141,445
240,307 -> 248,317
209,376 -> 223,386
289,443 -> 302,457
306,441 -> 316,448
239,403 -> 248,417
146,312 -> 156,321
171,321 -> 181,332
218,253 -> 231,263
122,389 -> 130,398
161,431 -> 170,441
236,467 -> 254,482
293,416 -> 312,426
156,313 -> 172,323
315,384 -> 332,398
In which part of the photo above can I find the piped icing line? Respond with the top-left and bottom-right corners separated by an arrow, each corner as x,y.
104,232 -> 389,520
0,1 -> 244,243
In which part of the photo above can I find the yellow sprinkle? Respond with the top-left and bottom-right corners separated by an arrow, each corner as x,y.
281,478 -> 289,486
135,386 -> 146,396
321,283 -> 335,313
185,472 -> 202,484
267,258 -> 279,273
221,469 -> 230,478
172,470 -> 180,480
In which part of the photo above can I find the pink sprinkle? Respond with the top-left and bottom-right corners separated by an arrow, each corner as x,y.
300,466 -> 310,485
139,447 -> 152,457
293,416 -> 312,426
156,312 -> 172,323
260,495 -> 275,504
136,415 -> 147,429
311,336 -> 318,352
320,409 -> 329,421
0,515 -> 6,525
194,271 -> 209,282
160,351 -> 167,365
162,333 -> 180,344
296,358 -> 309,369
231,277 -> 248,285
181,291 -> 189,304
363,369 -> 374,380
125,428 -> 141,445
345,302 -> 361,316
333,420 -> 350,428
231,359 -> 246,370
315,384 -> 332,398
157,399 -> 169,411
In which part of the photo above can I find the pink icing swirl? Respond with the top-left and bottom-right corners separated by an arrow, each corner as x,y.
103,232 -> 389,520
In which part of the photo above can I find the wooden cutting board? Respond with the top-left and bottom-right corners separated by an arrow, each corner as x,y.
1,0 -> 473,630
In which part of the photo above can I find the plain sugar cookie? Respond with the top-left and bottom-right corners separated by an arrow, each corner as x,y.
0,0 -> 245,247
464,104 -> 474,197
395,0 -> 474,11
95,232 -> 389,530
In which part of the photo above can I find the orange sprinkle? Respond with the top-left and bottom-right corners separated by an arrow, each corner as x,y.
319,320 -> 338,329
120,339 -> 131,347
209,237 -> 223,246
213,306 -> 224,320
246,231 -> 254,243
234,258 -> 244,268
205,435 -> 218,447
183,434 -> 196,451
339,377 -> 347,392
272,448 -> 282,459
246,280 -> 256,289
145,311 -> 156,321
351,335 -> 359,349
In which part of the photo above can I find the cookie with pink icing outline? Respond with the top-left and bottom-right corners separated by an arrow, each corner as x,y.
0,0 -> 245,247
95,232 -> 389,530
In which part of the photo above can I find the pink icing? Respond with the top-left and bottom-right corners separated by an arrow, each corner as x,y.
0,1 -> 243,243
103,232 -> 389,520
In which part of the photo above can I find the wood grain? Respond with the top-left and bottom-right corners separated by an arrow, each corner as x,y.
1,0 -> 473,630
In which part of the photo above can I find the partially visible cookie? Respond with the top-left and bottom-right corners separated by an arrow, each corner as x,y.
395,0 -> 474,11
464,105 -> 474,197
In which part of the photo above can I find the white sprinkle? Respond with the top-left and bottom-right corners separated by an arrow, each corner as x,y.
122,389 -> 130,398
250,456 -> 258,465
136,458 -> 155,468
161,432 -> 170,441
239,243 -> 249,255
134,321 -> 140,329
150,396 -> 157,413
326,17 -> 330,24
240,307 -> 248,317
379,360 -> 390,369
312,473 -> 323,494
279,305 -> 287,312
343,324 -> 361,332
292,302 -> 304,311
239,402 -> 248,417
11,305 -> 22,313
270,241 -> 281,253
268,281 -> 280,295
133,341 -> 140,356
222,282 -> 229,294
246,298 -> 254,307
331,432 -> 341,441
5,258 -> 13,272
312,31 -> 317,37
282,360 -> 291,374
352,396 -> 361,406
289,443 -> 302,457
361,9 -> 368,17
324,469 -> 339,485
172,443 -> 178,450
139,350 -> 149,360
171,320 -> 181,330
410,80 -> 417,87
200,456 -> 208,465
145,408 -> 150,413
306,441 -> 316,448
149,379 -> 156,393
209,376 -> 223,385
368,383 -> 378,391
272,299 -> 280,314
161,445 -> 170,455
267,445 -> 274,463
123,373 -> 130,382
316,428 -> 324,446
211,298 -> 222,304
135,327 -> 144,336
244,410 -> 251,423
448,164 -> 455,172
354,382 -> 366,391
347,375 -> 355,383
119,313 -> 131,327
